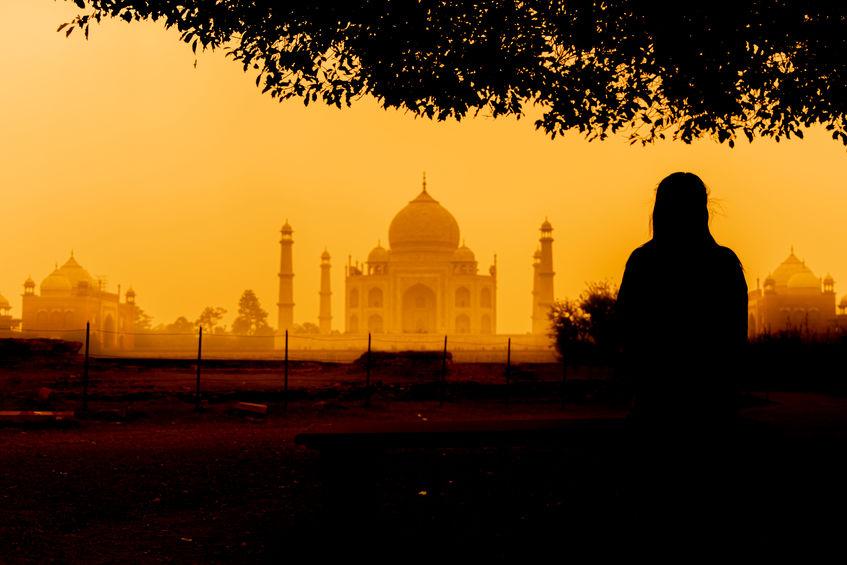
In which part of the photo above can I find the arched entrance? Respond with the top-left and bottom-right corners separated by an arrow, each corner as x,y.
402,284 -> 436,333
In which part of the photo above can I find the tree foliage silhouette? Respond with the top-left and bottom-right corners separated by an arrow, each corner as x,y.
60,1 -> 847,146
549,281 -> 618,366
291,322 -> 320,334
195,306 -> 227,334
231,290 -> 273,336
132,306 -> 153,332
164,315 -> 194,333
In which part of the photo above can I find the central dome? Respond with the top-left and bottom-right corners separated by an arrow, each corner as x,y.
388,187 -> 460,251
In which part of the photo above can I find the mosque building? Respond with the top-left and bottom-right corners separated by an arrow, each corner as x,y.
276,175 -> 556,340
748,249 -> 838,336
20,253 -> 138,350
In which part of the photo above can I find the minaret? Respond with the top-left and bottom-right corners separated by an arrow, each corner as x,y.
277,221 -> 294,332
532,219 -> 555,334
319,249 -> 332,334
531,247 -> 541,331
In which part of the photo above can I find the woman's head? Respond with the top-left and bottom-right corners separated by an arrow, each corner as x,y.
651,172 -> 716,247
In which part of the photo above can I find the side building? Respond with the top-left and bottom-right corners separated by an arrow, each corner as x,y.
20,253 -> 137,350
748,249 -> 837,336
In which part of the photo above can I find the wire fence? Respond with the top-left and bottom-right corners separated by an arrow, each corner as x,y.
9,325 -> 556,361
0,324 -> 574,416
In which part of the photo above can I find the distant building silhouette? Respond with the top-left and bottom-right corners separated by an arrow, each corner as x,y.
19,253 -> 136,350
748,248 -> 839,336
273,175 -> 557,344
344,175 -> 498,335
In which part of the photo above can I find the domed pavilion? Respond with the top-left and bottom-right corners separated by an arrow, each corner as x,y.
20,253 -> 138,350
748,248 -> 837,336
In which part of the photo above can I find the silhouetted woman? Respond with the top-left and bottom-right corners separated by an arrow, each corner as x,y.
617,172 -> 747,430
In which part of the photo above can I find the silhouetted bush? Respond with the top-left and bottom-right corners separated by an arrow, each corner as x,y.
548,281 -> 619,368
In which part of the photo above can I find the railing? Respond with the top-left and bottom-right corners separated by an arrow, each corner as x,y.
1,323 -> 567,416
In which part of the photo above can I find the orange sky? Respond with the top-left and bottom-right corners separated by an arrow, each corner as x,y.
2,1 -> 847,334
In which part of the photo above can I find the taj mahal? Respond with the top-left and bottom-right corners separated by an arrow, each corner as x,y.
276,175 -> 556,341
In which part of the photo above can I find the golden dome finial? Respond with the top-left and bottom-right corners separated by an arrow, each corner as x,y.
422,171 -> 427,193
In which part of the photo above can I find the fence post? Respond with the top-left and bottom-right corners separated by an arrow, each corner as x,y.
505,337 -> 512,382
440,335 -> 448,406
560,356 -> 567,409
283,329 -> 289,415
505,337 -> 512,404
365,333 -> 372,406
81,321 -> 90,416
195,326 -> 203,411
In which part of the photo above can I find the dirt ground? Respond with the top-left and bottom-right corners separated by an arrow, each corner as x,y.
1,360 -> 846,562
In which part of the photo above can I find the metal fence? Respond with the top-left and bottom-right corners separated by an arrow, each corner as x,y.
0,323 -> 571,415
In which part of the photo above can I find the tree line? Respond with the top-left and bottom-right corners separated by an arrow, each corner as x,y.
131,289 -> 320,336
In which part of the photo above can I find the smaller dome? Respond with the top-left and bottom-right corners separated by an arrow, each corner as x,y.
23,276 -> 35,288
368,244 -> 390,263
321,249 -> 331,261
824,274 -> 834,284
281,221 -> 293,234
453,245 -> 476,263
840,296 -> 847,309
787,272 -> 821,290
0,293 -> 10,310
41,271 -> 72,295
540,219 -> 553,231
126,287 -> 136,297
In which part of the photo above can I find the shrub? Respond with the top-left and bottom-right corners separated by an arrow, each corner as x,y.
548,281 -> 619,367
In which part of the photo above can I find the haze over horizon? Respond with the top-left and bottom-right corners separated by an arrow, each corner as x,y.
3,1 -> 847,334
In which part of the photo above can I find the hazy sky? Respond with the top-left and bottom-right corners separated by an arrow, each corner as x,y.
2,1 -> 847,333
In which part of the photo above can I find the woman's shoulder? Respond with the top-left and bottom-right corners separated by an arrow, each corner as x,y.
625,240 -> 656,265
710,245 -> 743,270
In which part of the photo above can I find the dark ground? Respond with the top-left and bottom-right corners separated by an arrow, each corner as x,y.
1,358 -> 846,562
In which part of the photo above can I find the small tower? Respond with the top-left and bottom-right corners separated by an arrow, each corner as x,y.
824,274 -> 835,294
125,287 -> 136,305
277,221 -> 295,332
23,276 -> 35,296
319,249 -> 332,334
532,219 -> 555,335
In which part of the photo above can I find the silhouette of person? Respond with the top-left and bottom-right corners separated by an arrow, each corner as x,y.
616,172 -> 748,431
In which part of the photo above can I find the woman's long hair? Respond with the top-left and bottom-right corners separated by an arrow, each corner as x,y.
650,172 -> 717,249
